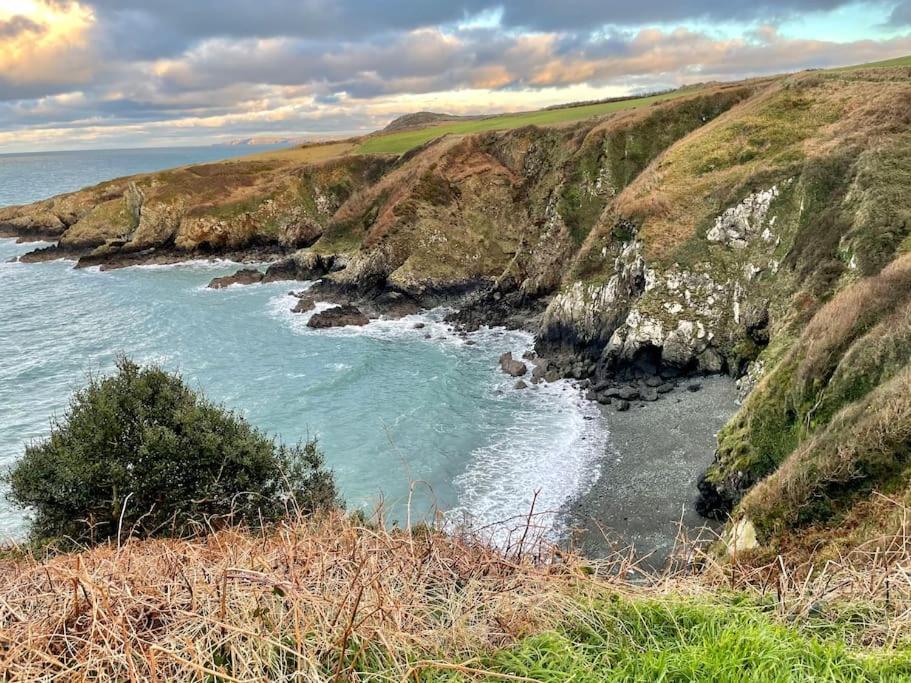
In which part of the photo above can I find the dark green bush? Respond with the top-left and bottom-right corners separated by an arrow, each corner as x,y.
5,357 -> 338,545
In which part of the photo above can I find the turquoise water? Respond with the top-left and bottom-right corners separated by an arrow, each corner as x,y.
0,148 -> 607,541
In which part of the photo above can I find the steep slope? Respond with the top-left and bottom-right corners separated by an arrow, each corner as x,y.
3,64 -> 911,558
0,147 -> 389,267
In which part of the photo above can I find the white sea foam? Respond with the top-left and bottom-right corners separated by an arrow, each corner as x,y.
266,289 -> 607,543
447,377 -> 608,545
120,257 -> 276,271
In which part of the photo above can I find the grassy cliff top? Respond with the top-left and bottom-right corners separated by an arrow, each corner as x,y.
3,511 -> 911,681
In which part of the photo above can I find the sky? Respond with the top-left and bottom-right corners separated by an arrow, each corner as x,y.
0,1 -> 909,152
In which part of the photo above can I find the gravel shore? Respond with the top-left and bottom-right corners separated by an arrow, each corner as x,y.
564,375 -> 738,570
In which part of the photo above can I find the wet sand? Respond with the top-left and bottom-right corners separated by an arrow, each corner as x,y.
564,375 -> 738,569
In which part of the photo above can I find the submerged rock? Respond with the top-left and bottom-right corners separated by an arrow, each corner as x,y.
307,305 -> 369,329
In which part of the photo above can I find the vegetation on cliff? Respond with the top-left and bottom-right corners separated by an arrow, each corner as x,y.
3,511 -> 911,680
2,58 -> 911,567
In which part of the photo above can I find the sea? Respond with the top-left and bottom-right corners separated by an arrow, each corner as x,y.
0,145 -> 607,541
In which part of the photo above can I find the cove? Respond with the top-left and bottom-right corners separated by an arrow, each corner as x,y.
0,237 -> 607,539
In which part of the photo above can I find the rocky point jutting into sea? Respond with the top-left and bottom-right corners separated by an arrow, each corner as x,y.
3,63 -> 911,560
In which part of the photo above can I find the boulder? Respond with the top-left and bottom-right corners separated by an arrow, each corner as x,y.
615,400 -> 631,412
641,388 -> 659,402
514,380 -> 528,390
617,386 -> 640,401
597,394 -> 613,406
307,305 -> 369,329
371,291 -> 421,318
499,352 -> 528,378
292,294 -> 317,313
657,382 -> 675,394
208,268 -> 264,289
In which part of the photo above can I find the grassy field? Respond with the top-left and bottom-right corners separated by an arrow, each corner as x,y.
356,90 -> 686,155
225,140 -> 356,164
835,54 -> 911,71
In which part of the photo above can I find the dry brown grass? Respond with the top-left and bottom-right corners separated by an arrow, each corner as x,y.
0,510 -> 583,681
796,252 -> 911,390
228,141 -> 357,166
5,505 -> 911,681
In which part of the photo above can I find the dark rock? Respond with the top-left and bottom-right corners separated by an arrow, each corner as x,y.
615,400 -> 631,412
585,390 -> 598,401
263,251 -> 334,283
370,291 -> 421,319
413,322 -> 426,329
657,382 -> 675,394
499,352 -> 528,378
641,388 -> 659,402
208,268 -> 264,289
695,473 -> 734,521
307,305 -> 369,329
292,294 -> 317,313
464,340 -> 476,346
514,380 -> 528,390
687,383 -> 702,393
617,386 -> 640,401
597,394 -> 613,406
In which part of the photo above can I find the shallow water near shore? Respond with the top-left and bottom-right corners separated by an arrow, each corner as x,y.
0,237 -> 609,539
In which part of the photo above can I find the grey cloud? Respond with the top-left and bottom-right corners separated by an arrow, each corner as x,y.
890,1 -> 911,24
70,0 -> 870,57
0,15 -> 44,39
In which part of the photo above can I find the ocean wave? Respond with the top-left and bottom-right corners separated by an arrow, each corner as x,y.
119,257 -> 276,272
447,376 -> 608,546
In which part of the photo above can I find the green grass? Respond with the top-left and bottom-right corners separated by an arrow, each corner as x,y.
834,54 -> 911,71
356,91 -> 686,155
428,596 -> 911,682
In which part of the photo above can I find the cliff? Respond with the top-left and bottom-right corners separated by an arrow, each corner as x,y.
3,63 -> 911,558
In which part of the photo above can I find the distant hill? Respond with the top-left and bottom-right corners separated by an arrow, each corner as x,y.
382,111 -> 483,132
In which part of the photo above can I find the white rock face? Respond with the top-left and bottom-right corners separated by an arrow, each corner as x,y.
540,239 -> 646,346
707,186 -> 781,248
727,518 -> 760,555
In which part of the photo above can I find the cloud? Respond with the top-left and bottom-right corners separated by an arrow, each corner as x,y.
0,1 -> 98,99
0,15 -> 45,38
890,1 -> 911,25
0,1 -> 909,151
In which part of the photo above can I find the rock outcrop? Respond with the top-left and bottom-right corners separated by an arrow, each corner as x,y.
306,305 -> 370,329
4,66 -> 911,556
208,269 -> 264,289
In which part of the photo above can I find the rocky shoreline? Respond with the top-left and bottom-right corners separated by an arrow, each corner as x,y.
5,234 -> 739,539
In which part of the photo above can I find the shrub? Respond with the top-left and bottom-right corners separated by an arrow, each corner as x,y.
5,357 -> 338,545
